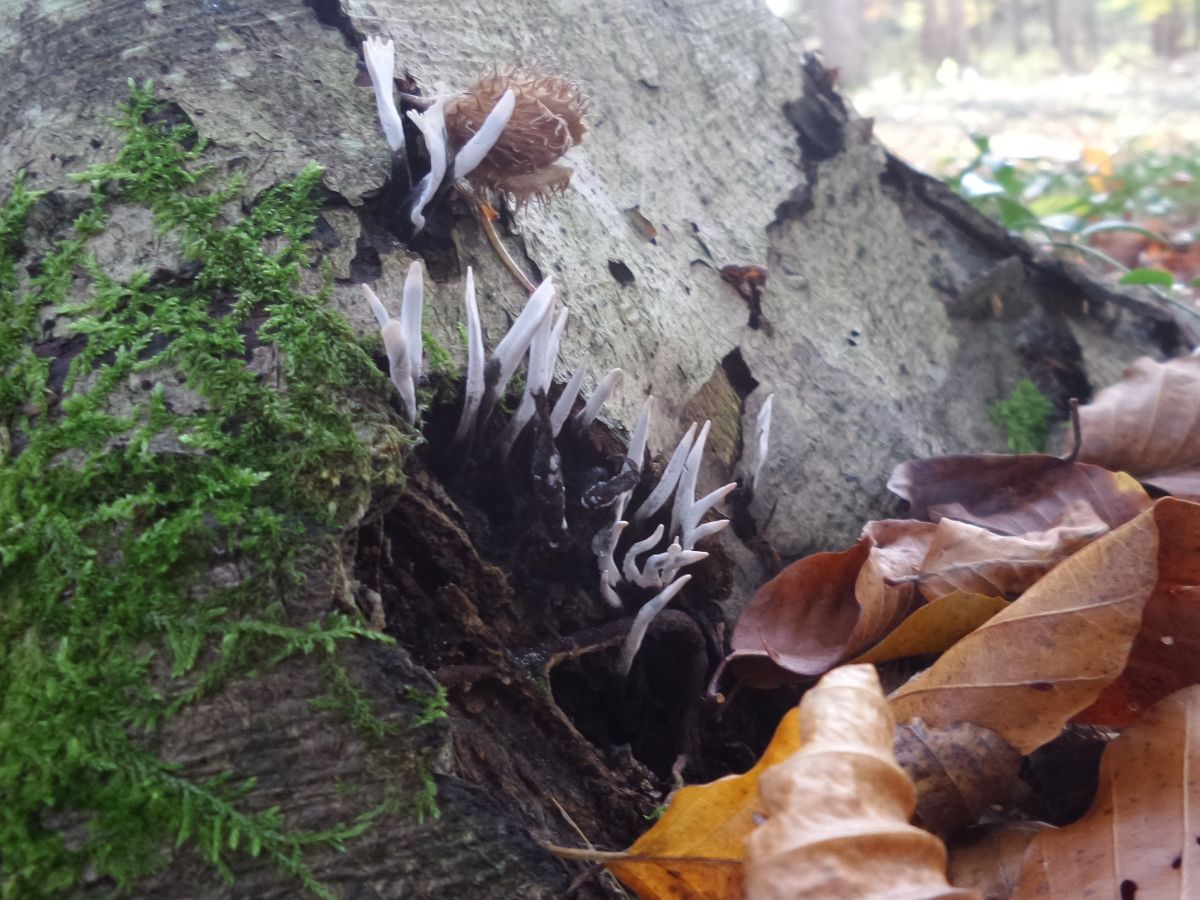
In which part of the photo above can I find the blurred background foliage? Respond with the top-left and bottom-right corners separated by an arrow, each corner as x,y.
768,0 -> 1200,314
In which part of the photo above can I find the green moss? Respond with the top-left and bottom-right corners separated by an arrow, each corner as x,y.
990,379 -> 1055,453
0,82 -> 416,897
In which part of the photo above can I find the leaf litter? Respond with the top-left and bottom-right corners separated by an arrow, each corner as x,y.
550,350 -> 1200,897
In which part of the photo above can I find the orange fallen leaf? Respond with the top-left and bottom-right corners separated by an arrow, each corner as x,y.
1077,496 -> 1200,726
887,455 -> 1150,535
849,591 -> 1009,665
744,665 -> 976,899
1074,355 -> 1200,499
591,706 -> 804,899
889,509 -> 1159,754
1013,684 -> 1200,898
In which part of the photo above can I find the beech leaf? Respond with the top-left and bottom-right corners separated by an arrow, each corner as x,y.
1013,684 -> 1200,898
849,591 -> 1009,666
915,515 -> 1104,602
1074,355 -> 1200,498
744,665 -> 977,899
593,706 -> 804,899
887,455 -> 1150,535
889,509 -> 1159,754
894,720 -> 1022,838
725,538 -> 872,684
1076,497 -> 1200,726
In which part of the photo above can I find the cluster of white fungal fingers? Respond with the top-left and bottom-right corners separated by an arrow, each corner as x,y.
362,38 -> 520,234
361,264 -> 774,678
594,404 -> 743,674
362,261 -> 424,424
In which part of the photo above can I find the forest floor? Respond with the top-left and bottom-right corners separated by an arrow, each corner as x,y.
853,47 -> 1200,175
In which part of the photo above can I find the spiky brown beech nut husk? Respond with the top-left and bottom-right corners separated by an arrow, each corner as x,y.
445,70 -> 588,204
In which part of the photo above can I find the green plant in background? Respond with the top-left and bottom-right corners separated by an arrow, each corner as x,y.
0,82 -> 421,897
990,379 -> 1055,453
949,134 -> 1200,319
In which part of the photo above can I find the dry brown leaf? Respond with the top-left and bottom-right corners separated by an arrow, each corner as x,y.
1075,355 -> 1200,498
916,515 -> 1104,602
1013,684 -> 1200,898
894,720 -> 1022,838
744,665 -> 977,899
725,520 -> 948,685
849,591 -> 1009,666
888,455 -> 1151,535
1077,497 -> 1200,726
857,518 -> 938,631
947,823 -> 1047,900
593,706 -> 804,899
725,538 -> 872,685
889,509 -> 1159,754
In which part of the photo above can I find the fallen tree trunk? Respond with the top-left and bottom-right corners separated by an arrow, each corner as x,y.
0,1 -> 1187,897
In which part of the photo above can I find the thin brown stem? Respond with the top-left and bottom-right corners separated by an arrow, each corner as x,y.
456,182 -> 537,293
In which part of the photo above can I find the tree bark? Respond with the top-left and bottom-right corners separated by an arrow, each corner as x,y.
0,0 -> 1187,897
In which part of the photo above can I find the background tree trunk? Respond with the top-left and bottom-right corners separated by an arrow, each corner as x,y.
0,0 -> 1183,897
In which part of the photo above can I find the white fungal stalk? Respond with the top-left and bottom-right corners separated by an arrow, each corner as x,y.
549,368 -> 586,437
498,304 -> 567,458
362,264 -> 425,425
363,36 -> 406,155
575,368 -> 622,428
452,89 -> 516,179
617,574 -> 692,675
595,520 -> 628,609
453,268 -> 485,444
476,276 -> 557,429
407,97 -> 450,232
669,420 -> 711,539
633,423 -> 696,524
623,523 -> 664,586
749,393 -> 774,492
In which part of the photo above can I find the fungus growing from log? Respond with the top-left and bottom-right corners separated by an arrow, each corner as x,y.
361,260 -> 424,424
362,36 -> 406,157
360,239 -> 740,680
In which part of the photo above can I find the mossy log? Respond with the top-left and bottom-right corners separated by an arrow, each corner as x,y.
0,1 -> 1184,897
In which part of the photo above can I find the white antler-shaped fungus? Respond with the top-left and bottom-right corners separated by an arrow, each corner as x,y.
407,98 -> 450,232
498,304 -> 568,459
362,263 -> 425,424
575,368 -> 623,429
669,420 -> 710,539
594,519 -> 628,609
633,423 -> 696,524
622,523 -> 664,587
681,482 -> 737,551
476,276 -> 556,429
362,36 -> 406,155
549,368 -> 586,438
749,393 -> 774,492
452,89 -> 516,180
617,574 -> 692,675
452,267 -> 485,445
